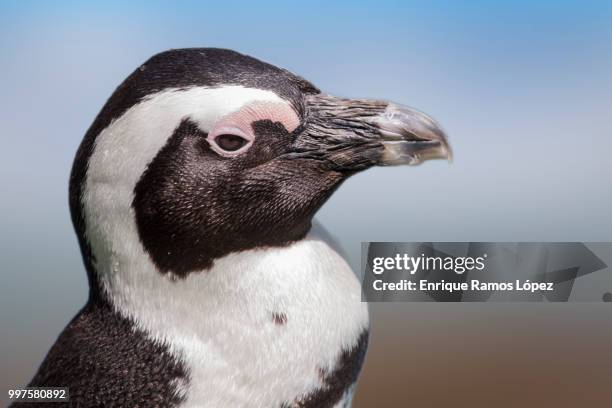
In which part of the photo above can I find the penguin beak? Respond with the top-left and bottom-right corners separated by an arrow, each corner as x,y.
294,94 -> 452,171
373,103 -> 452,166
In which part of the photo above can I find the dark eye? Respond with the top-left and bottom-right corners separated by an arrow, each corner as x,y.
214,134 -> 249,152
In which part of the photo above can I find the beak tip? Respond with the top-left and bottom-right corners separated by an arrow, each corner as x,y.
378,110 -> 453,166
442,141 -> 453,163
375,103 -> 452,167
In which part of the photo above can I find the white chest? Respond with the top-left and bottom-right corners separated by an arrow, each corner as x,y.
102,226 -> 369,407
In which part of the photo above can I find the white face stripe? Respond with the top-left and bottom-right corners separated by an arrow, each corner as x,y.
82,85 -> 368,407
183,86 -> 292,133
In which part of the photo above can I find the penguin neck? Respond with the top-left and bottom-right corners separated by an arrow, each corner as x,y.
89,221 -> 350,326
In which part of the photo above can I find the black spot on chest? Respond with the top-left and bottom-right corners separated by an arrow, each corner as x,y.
272,312 -> 288,325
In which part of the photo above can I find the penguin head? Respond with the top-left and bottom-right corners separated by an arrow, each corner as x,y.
71,48 -> 450,289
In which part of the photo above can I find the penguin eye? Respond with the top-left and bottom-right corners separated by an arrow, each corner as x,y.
214,134 -> 248,152
207,126 -> 253,157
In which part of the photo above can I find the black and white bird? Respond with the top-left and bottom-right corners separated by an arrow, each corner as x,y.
20,48 -> 450,408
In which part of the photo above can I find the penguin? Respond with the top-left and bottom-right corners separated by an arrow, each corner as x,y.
17,48 -> 450,408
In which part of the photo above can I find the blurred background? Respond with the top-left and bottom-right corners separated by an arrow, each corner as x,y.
1,1 -> 611,406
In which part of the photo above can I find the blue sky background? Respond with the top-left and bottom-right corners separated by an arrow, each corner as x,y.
1,1 -> 612,404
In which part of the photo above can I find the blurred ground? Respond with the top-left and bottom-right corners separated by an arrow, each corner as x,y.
354,304 -> 612,407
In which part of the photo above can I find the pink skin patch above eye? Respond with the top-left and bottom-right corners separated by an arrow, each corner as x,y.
207,101 -> 300,157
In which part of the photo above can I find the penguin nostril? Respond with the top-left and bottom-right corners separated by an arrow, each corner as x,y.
214,134 -> 248,152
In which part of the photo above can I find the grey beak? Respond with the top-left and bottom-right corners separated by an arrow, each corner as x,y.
372,103 -> 452,165
296,94 -> 452,171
